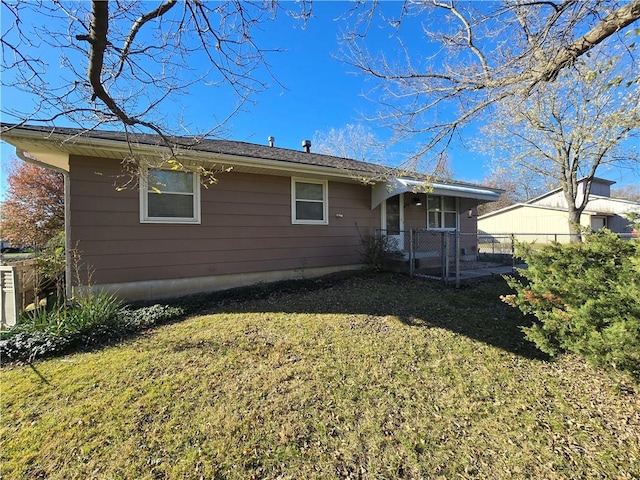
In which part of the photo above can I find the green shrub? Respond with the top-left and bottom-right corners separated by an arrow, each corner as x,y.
11,292 -> 123,337
0,297 -> 184,364
502,229 -> 640,380
117,304 -> 185,330
35,231 -> 66,299
0,331 -> 75,362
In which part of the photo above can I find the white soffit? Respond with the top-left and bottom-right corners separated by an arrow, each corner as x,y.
18,149 -> 69,172
371,177 -> 501,210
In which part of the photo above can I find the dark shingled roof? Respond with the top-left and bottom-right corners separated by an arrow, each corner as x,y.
1,123 -> 388,176
2,124 -> 500,193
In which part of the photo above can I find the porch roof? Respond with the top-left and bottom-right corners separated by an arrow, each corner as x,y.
371,177 -> 502,210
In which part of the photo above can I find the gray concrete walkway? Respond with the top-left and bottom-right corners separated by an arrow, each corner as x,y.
458,263 -> 526,280
416,263 -> 527,282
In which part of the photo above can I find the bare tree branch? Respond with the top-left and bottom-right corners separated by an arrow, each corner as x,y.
539,0 -> 640,81
115,0 -> 178,79
1,0 -> 311,182
342,0 -> 640,161
432,0 -> 490,81
479,49 -> 639,238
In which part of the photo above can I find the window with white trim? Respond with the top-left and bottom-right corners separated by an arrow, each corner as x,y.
291,178 -> 328,225
426,195 -> 457,230
140,167 -> 200,223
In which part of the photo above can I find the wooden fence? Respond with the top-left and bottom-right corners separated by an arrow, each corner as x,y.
5,259 -> 39,312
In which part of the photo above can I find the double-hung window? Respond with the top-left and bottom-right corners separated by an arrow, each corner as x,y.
140,167 -> 200,224
426,195 -> 457,230
291,178 -> 328,225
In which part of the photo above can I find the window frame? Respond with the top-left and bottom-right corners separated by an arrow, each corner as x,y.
140,166 -> 201,224
291,177 -> 329,225
426,195 -> 458,231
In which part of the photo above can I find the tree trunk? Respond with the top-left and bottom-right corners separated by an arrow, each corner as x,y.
567,204 -> 583,243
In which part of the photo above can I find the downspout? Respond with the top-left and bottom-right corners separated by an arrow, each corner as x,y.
455,197 -> 460,288
63,171 -> 71,300
15,149 -> 72,300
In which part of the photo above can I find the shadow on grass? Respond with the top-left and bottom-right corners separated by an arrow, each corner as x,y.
3,271 -> 548,368
170,271 -> 549,361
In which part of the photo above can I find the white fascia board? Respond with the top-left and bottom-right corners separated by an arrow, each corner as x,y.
589,195 -> 640,207
477,203 -> 526,220
429,181 -> 502,201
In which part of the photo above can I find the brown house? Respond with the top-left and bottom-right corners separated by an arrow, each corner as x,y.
0,124 -> 501,300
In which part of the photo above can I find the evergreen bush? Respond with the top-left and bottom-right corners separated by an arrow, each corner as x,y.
502,229 -> 640,380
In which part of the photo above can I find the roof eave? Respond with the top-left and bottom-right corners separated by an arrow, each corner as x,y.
0,127 -> 379,182
372,177 -> 502,210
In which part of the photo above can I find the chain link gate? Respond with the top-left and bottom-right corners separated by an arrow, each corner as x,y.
410,229 -> 460,286
375,229 -> 462,286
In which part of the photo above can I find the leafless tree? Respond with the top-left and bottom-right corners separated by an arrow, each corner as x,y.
342,0 -> 640,170
311,122 -> 454,184
478,47 -> 639,240
477,169 -> 554,216
312,123 -> 387,163
1,0 -> 310,167
612,184 -> 640,202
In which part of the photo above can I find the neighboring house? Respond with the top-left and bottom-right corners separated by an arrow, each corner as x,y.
478,177 -> 640,243
0,124 -> 501,300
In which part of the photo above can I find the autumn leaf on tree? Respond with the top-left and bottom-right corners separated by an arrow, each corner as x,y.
1,160 -> 64,248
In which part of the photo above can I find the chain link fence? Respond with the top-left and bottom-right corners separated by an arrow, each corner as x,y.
412,230 -> 457,279
376,229 -> 463,284
373,229 -> 636,286
477,231 -> 636,262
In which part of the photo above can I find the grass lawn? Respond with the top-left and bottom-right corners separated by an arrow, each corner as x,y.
2,273 -> 638,479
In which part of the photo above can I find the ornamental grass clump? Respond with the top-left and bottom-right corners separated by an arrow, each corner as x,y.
7,292 -> 123,338
1,238 -> 187,364
0,294 -> 184,364
0,292 -> 123,362
503,228 -> 640,380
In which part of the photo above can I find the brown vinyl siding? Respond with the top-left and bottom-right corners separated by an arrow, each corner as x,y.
404,202 -> 425,230
458,203 -> 478,256
68,156 -> 379,286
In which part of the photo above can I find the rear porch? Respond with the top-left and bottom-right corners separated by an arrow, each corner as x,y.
376,228 -> 519,286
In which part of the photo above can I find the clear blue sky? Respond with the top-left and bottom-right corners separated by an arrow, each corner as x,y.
1,1 -> 638,198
